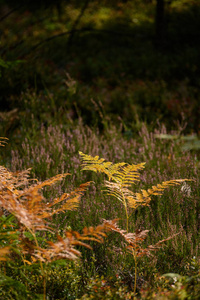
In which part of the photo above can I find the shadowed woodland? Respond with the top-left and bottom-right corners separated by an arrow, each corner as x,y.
0,0 -> 199,299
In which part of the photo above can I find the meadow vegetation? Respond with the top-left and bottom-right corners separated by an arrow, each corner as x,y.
0,0 -> 199,299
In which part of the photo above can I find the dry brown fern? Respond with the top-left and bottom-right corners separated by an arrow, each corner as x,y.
103,219 -> 180,258
0,163 -> 108,262
0,157 -> 109,298
33,223 -> 108,262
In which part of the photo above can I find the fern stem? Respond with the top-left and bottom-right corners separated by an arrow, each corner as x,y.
132,247 -> 137,298
121,187 -> 129,232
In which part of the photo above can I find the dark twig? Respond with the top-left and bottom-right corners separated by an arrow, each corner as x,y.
0,5 -> 23,23
67,0 -> 90,47
26,27 -> 133,55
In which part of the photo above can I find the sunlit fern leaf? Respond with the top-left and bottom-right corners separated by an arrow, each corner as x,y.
79,151 -> 111,173
128,179 -> 193,209
0,137 -> 8,147
79,151 -> 127,180
105,181 -> 135,205
113,163 -> 146,186
79,152 -> 145,184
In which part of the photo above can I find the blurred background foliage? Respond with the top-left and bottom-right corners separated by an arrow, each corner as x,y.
0,0 -> 199,140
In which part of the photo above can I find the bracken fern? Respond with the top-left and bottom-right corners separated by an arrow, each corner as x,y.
79,151 -> 193,296
0,141 -> 109,299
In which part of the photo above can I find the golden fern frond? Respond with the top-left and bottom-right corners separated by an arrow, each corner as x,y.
113,163 -> 146,186
79,152 -> 145,185
79,151 -> 113,178
79,151 -> 130,181
105,181 -> 134,203
0,137 -> 8,147
128,179 -> 193,209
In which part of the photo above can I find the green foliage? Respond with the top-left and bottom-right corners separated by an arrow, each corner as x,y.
0,58 -> 24,79
0,273 -> 32,300
139,257 -> 200,299
77,275 -> 135,300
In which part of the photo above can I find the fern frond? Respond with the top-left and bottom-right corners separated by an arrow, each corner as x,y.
33,223 -> 108,262
128,179 -> 193,209
45,182 -> 92,216
21,173 -> 70,195
127,232 -> 181,257
79,151 -> 113,178
79,151 -> 130,181
113,163 -> 146,186
103,219 -> 180,258
0,137 -> 8,147
105,180 -> 134,203
79,151 -> 145,184
0,166 -> 90,232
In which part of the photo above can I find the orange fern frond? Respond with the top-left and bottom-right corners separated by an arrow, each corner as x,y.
0,165 -> 90,232
20,172 -> 70,196
134,232 -> 181,257
33,223 -> 108,262
103,219 -> 180,258
45,182 -> 92,217
0,246 -> 10,261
